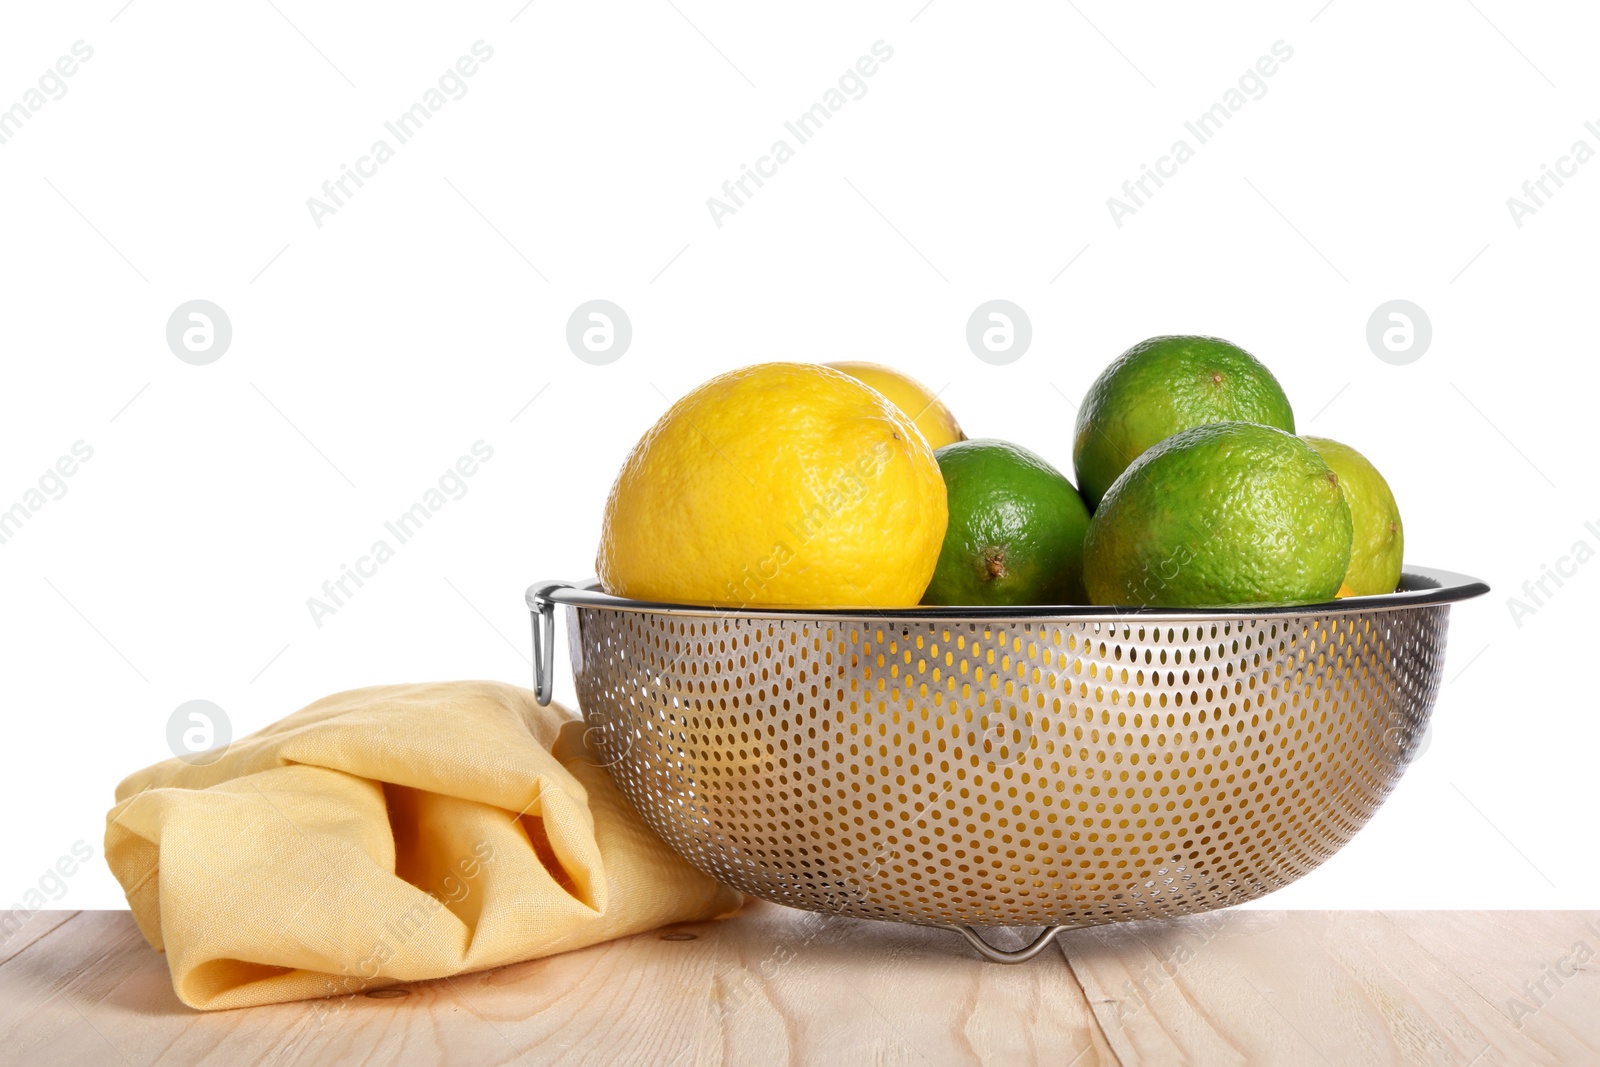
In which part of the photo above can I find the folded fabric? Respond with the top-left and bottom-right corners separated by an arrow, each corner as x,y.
104,680 -> 742,1010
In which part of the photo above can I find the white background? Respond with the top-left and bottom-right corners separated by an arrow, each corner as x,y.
1,0 -> 1594,912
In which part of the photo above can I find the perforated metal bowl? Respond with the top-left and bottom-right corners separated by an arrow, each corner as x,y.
527,568 -> 1487,962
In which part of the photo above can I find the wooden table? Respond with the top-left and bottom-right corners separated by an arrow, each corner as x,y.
3,905 -> 1597,1065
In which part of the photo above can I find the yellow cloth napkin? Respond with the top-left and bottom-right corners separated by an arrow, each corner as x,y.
104,680 -> 742,1010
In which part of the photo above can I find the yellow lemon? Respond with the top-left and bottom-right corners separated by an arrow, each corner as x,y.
824,361 -> 966,451
599,363 -> 948,608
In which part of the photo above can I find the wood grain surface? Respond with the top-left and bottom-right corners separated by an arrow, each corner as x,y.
1,905 -> 1596,1065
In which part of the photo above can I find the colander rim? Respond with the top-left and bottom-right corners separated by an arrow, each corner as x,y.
527,565 -> 1488,622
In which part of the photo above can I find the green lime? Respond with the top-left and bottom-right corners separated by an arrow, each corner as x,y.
920,439 -> 1091,606
1082,422 -> 1352,607
1303,436 -> 1403,595
1073,336 -> 1295,511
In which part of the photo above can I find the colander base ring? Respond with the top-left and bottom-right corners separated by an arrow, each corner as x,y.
947,923 -> 1065,964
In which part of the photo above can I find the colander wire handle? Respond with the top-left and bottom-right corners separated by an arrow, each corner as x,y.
526,581 -> 573,706
947,924 -> 1065,964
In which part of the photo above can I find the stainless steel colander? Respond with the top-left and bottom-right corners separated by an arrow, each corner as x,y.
527,568 -> 1487,962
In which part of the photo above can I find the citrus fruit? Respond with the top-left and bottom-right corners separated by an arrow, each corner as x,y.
920,439 -> 1091,606
1303,436 -> 1404,595
1082,422 -> 1352,607
1073,336 -> 1295,510
598,362 -> 948,608
825,361 -> 966,451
